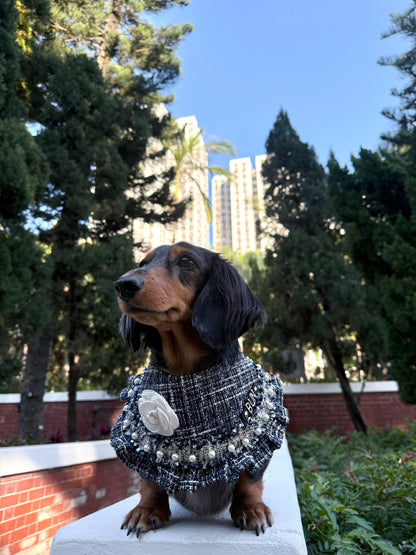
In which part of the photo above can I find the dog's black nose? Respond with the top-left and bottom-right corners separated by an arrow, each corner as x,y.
115,276 -> 144,302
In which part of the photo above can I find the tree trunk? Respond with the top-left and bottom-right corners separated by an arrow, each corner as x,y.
66,279 -> 79,442
19,328 -> 53,443
67,351 -> 79,442
323,337 -> 368,435
96,0 -> 123,78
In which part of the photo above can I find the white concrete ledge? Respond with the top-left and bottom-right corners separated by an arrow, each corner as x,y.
0,390 -> 118,404
51,438 -> 307,555
0,440 -> 115,477
283,380 -> 398,395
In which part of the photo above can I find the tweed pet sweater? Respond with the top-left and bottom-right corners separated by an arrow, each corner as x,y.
111,353 -> 289,494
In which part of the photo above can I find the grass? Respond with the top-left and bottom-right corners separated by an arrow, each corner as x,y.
288,422 -> 416,554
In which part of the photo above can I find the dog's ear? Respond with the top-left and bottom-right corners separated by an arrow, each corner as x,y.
192,256 -> 267,350
119,315 -> 143,352
119,315 -> 162,354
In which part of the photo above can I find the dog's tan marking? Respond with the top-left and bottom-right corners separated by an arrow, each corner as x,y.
230,471 -> 274,534
121,478 -> 171,536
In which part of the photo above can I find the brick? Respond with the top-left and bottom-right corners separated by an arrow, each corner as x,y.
2,493 -> 20,509
8,527 -> 29,546
31,495 -> 56,511
37,517 -> 54,532
13,477 -> 36,492
1,480 -> 18,495
19,534 -> 37,551
28,487 -> 45,501
13,502 -> 33,518
2,506 -> 14,521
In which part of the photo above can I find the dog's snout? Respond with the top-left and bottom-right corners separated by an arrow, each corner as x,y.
115,276 -> 144,302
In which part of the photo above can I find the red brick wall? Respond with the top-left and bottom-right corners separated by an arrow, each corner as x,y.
1,389 -> 416,442
0,458 -> 139,555
0,400 -> 123,443
284,391 -> 416,435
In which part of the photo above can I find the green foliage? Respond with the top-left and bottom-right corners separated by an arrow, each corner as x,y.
0,0 -> 193,440
289,425 -> 416,553
379,1 -> 416,133
0,0 -> 52,391
328,142 -> 416,402
259,111 -> 385,386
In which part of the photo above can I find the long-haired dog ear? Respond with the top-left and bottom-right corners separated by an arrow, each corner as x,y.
192,256 -> 267,350
119,315 -> 162,353
119,315 -> 143,352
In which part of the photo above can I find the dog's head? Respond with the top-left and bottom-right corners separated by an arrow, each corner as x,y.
115,242 -> 266,356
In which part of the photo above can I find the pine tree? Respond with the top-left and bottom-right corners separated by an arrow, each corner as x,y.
15,0 -> 192,441
379,1 -> 416,134
0,0 -> 51,412
328,145 -> 416,403
260,110 -> 370,434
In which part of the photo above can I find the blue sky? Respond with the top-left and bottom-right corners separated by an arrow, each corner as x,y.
157,0 -> 411,169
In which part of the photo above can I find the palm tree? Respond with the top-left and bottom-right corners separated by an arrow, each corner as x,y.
163,120 -> 236,224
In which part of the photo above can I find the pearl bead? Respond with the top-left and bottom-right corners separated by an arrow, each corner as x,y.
156,450 -> 164,459
189,454 -> 196,463
255,427 -> 263,436
228,444 -> 236,453
261,413 -> 270,423
171,453 -> 179,462
131,432 -> 139,440
242,437 -> 250,447
208,450 -> 216,460
143,444 -> 150,452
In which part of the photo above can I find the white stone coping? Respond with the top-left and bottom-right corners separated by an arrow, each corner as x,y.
0,380 -> 399,406
283,380 -> 398,395
51,438 -> 307,555
0,440 -> 115,477
0,390 -> 118,404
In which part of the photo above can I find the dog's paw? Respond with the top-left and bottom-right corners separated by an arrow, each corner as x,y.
121,503 -> 171,537
231,502 -> 274,536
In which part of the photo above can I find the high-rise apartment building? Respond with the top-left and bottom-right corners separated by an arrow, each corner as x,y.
132,114 -> 210,258
212,155 -> 269,253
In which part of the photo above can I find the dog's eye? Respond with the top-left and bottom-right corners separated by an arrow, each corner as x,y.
138,258 -> 148,268
177,255 -> 195,268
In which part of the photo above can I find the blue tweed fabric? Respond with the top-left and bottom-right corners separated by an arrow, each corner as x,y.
111,353 -> 289,494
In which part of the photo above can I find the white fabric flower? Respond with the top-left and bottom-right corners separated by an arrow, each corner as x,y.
138,390 -> 179,436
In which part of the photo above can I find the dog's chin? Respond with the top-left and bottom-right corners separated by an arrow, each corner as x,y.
123,306 -> 167,327
123,305 -> 190,329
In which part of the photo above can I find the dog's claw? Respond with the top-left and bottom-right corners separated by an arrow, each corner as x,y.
255,524 -> 260,536
239,518 -> 245,531
267,516 -> 273,527
150,519 -> 157,530
126,526 -> 133,536
261,523 -> 266,534
136,527 -> 141,538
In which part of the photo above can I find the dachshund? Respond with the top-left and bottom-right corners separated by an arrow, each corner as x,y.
112,241 -> 288,537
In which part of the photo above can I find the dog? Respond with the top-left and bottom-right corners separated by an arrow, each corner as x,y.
111,242 -> 289,536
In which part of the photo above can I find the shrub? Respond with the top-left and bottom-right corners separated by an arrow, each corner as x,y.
288,423 -> 416,554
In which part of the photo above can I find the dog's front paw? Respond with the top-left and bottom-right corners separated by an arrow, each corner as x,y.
121,503 -> 171,537
231,502 -> 274,536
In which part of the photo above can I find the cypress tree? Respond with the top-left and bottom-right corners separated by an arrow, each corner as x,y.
260,110 -> 370,434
